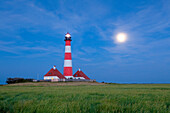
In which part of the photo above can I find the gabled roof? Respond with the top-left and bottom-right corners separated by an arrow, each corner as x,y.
44,68 -> 66,79
73,70 -> 90,80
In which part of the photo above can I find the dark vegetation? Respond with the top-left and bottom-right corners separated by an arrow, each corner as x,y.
6,78 -> 34,84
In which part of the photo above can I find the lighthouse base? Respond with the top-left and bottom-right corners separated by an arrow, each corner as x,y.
65,76 -> 73,79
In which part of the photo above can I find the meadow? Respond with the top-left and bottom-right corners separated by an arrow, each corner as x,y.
0,83 -> 169,113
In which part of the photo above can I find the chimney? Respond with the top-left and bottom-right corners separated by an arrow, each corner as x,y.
53,65 -> 56,70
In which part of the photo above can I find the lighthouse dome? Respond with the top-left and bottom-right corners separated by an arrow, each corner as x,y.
65,32 -> 72,41
65,33 -> 71,38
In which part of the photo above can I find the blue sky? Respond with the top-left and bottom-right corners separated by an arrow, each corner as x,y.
0,0 -> 170,84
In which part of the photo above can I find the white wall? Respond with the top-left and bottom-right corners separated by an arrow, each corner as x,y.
74,77 -> 85,79
44,76 -> 59,80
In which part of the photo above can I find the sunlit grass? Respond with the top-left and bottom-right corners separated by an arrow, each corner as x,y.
0,84 -> 169,113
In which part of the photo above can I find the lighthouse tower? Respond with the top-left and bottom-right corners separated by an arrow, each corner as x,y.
63,33 -> 73,79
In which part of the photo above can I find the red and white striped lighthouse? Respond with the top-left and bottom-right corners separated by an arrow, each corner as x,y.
63,32 -> 73,79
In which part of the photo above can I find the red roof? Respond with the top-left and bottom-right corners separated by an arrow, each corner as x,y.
73,70 -> 90,80
44,68 -> 66,79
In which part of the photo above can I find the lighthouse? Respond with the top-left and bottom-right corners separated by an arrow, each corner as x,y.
63,32 -> 73,79
43,33 -> 92,81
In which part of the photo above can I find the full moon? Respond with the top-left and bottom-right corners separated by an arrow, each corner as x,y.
116,33 -> 127,43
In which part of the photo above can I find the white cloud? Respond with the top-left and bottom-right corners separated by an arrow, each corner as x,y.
0,40 -> 63,57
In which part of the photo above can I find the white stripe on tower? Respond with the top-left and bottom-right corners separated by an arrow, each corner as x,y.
64,60 -> 72,67
63,32 -> 73,79
65,46 -> 71,53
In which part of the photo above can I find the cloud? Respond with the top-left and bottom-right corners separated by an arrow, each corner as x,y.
0,0 -> 169,61
0,0 -> 91,57
0,0 -> 86,37
0,40 -> 63,58
113,1 -> 170,35
102,37 -> 170,64
0,41 -> 15,45
98,0 -> 170,65
93,0 -> 170,43
81,47 -> 97,54
73,47 -> 97,62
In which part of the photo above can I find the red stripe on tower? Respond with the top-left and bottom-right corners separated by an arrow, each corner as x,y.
63,32 -> 73,79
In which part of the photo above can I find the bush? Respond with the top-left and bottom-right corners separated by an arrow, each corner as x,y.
6,78 -> 34,84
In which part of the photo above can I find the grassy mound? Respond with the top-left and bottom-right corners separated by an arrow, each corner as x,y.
5,81 -> 104,86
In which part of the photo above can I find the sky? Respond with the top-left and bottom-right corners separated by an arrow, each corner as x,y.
0,0 -> 170,84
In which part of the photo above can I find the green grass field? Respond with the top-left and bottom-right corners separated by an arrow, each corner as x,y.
0,83 -> 170,113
